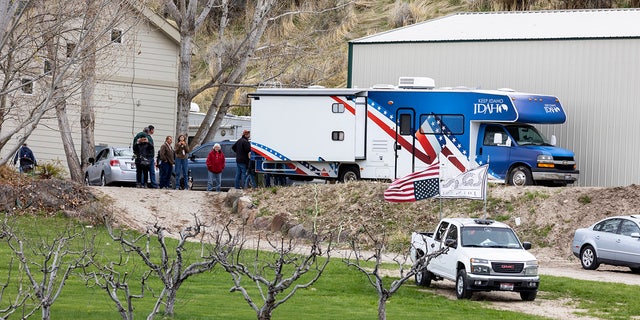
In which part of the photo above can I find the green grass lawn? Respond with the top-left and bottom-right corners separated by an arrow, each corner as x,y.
0,215 -> 637,319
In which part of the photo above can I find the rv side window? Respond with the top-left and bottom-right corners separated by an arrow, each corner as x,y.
332,131 -> 344,141
399,114 -> 412,135
332,103 -> 345,113
483,126 -> 508,146
419,114 -> 464,135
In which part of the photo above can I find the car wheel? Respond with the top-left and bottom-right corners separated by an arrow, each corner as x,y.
100,173 -> 106,187
580,245 -> 600,270
84,174 -> 91,186
415,269 -> 432,287
520,291 -> 537,301
509,166 -> 533,186
339,166 -> 360,182
455,269 -> 472,299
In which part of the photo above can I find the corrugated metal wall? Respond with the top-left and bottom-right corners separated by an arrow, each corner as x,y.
350,38 -> 640,187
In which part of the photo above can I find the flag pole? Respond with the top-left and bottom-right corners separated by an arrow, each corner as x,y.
484,155 -> 489,219
439,154 -> 443,220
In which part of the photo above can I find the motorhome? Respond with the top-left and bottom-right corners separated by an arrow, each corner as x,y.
248,77 -> 578,186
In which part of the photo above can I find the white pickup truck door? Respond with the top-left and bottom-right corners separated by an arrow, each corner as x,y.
430,224 -> 459,280
439,225 -> 460,280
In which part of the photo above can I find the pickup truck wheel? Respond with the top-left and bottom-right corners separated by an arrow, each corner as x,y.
580,245 -> 600,270
455,270 -> 472,299
415,269 -> 432,287
520,291 -> 537,301
509,166 -> 532,186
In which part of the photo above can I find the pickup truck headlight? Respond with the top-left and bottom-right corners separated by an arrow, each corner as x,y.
524,260 -> 539,276
537,155 -> 554,168
470,258 -> 490,275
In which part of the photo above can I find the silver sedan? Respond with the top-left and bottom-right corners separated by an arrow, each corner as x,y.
572,215 -> 640,272
85,146 -> 138,186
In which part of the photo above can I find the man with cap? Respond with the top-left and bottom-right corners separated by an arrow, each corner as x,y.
133,125 -> 158,188
232,130 -> 251,189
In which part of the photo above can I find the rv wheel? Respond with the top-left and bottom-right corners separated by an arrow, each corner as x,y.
509,166 -> 532,186
338,166 -> 360,182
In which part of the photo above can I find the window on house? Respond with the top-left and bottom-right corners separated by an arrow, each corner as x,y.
21,78 -> 33,94
111,29 -> 122,43
66,43 -> 76,57
331,131 -> 344,141
332,103 -> 345,113
44,60 -> 51,74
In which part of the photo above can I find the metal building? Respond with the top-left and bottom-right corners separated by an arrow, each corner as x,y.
348,9 -> 640,187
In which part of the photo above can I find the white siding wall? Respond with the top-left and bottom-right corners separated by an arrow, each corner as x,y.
1,9 -> 179,175
350,39 -> 640,187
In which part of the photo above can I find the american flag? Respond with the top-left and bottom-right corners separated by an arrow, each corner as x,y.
384,162 -> 440,202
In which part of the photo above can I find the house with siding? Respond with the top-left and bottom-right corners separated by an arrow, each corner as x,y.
348,9 -> 640,187
2,2 -> 180,174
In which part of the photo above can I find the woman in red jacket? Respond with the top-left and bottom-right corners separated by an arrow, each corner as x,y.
206,143 -> 225,191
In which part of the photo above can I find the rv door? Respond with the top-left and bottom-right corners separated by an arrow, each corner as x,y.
394,109 -> 416,178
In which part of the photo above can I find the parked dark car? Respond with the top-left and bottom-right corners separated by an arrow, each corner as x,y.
572,215 -> 640,272
188,141 -> 237,190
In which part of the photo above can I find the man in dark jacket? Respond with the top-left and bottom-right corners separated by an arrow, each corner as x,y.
133,125 -> 158,188
232,130 -> 251,189
13,143 -> 37,173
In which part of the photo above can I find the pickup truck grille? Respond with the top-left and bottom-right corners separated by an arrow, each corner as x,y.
491,262 -> 524,273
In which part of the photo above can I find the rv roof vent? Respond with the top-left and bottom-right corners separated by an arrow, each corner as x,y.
497,88 -> 516,92
398,77 -> 435,89
372,84 -> 396,90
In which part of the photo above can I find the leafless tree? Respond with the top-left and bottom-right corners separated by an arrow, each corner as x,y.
0,0 -> 141,181
81,251 -> 151,320
211,225 -> 331,320
344,226 -> 448,320
161,0 -> 352,148
105,214 -> 218,319
0,220 -> 94,320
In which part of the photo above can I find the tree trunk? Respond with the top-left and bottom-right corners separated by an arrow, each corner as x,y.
377,296 -> 387,320
175,32 -> 194,139
164,286 -> 178,316
56,98 -> 83,181
80,0 -> 98,176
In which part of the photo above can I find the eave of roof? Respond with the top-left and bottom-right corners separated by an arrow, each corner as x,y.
125,0 -> 180,45
351,9 -> 640,43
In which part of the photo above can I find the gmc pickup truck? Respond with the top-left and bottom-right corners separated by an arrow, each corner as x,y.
410,218 -> 539,301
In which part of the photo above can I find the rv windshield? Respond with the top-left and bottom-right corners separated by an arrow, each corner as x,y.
505,125 -> 550,146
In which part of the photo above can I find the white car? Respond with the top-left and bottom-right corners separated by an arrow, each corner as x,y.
572,215 -> 640,272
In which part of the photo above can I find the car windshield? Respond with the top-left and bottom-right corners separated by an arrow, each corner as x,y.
461,226 -> 522,249
504,124 -> 550,146
114,148 -> 134,157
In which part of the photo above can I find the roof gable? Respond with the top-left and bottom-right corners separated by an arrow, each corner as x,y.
351,9 -> 640,43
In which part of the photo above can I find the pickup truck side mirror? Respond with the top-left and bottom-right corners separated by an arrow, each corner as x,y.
444,238 -> 457,248
522,241 -> 532,250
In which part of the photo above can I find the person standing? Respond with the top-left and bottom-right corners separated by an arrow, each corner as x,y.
206,143 -> 225,192
133,125 -> 158,188
174,134 -> 190,190
13,143 -> 37,173
158,135 -> 175,189
232,130 -> 251,189
133,136 -> 154,188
